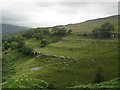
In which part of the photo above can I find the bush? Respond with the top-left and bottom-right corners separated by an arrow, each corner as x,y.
22,45 -> 33,56
40,39 -> 47,47
34,32 -> 44,40
52,27 -> 67,36
2,75 -> 48,88
17,41 -> 25,50
92,23 -> 115,38
3,41 -> 10,50
67,30 -> 72,34
2,53 -> 17,82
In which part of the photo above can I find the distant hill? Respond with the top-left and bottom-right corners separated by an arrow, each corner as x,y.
2,24 -> 30,35
58,15 -> 119,34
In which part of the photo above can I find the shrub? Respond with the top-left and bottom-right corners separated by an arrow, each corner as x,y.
40,39 -> 47,47
2,75 -> 48,88
67,30 -> 72,34
52,27 -> 67,36
22,45 -> 33,56
34,32 -> 44,40
92,23 -> 115,38
2,54 -> 17,82
17,41 -> 25,50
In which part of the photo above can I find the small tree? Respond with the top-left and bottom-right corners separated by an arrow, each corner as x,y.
43,30 -> 50,35
10,41 -> 18,50
92,23 -> 115,38
101,23 -> 115,32
35,32 -> 44,40
40,39 -> 47,47
17,41 -> 25,50
22,45 -> 33,56
52,27 -> 67,36
3,41 -> 10,50
92,27 -> 102,38
67,30 -> 72,34
83,33 -> 87,37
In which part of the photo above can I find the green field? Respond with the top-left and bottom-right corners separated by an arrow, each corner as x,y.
2,15 -> 119,89
5,34 -> 117,88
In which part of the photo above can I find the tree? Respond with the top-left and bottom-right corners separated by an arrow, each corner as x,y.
17,41 -> 25,50
40,39 -> 47,47
92,23 -> 115,38
83,33 -> 87,36
101,23 -> 115,32
52,27 -> 67,36
3,41 -> 10,50
92,27 -> 102,38
23,30 -> 34,39
67,30 -> 72,34
35,32 -> 44,40
43,30 -> 50,35
22,45 -> 33,56
10,41 -> 18,50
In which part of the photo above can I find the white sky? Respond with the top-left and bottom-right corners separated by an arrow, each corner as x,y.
0,0 -> 119,27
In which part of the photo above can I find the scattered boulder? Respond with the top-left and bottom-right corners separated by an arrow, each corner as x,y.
52,55 -> 58,58
65,63 -> 69,66
31,67 -> 41,71
63,62 -> 66,64
60,56 -> 65,59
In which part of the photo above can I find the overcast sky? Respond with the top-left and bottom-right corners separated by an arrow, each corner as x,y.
0,0 -> 119,27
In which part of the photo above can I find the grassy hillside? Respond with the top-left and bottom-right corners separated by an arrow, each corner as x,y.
19,34 -> 117,88
70,78 -> 119,89
61,15 -> 118,33
2,15 -> 119,89
3,34 -> 118,88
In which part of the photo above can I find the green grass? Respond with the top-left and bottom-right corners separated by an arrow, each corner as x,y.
2,15 -> 119,88
70,78 -> 119,89
25,38 -> 40,48
6,34 -> 118,88
2,74 -> 48,88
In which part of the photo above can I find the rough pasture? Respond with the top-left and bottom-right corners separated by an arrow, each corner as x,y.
11,34 -> 118,88
2,15 -> 119,88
